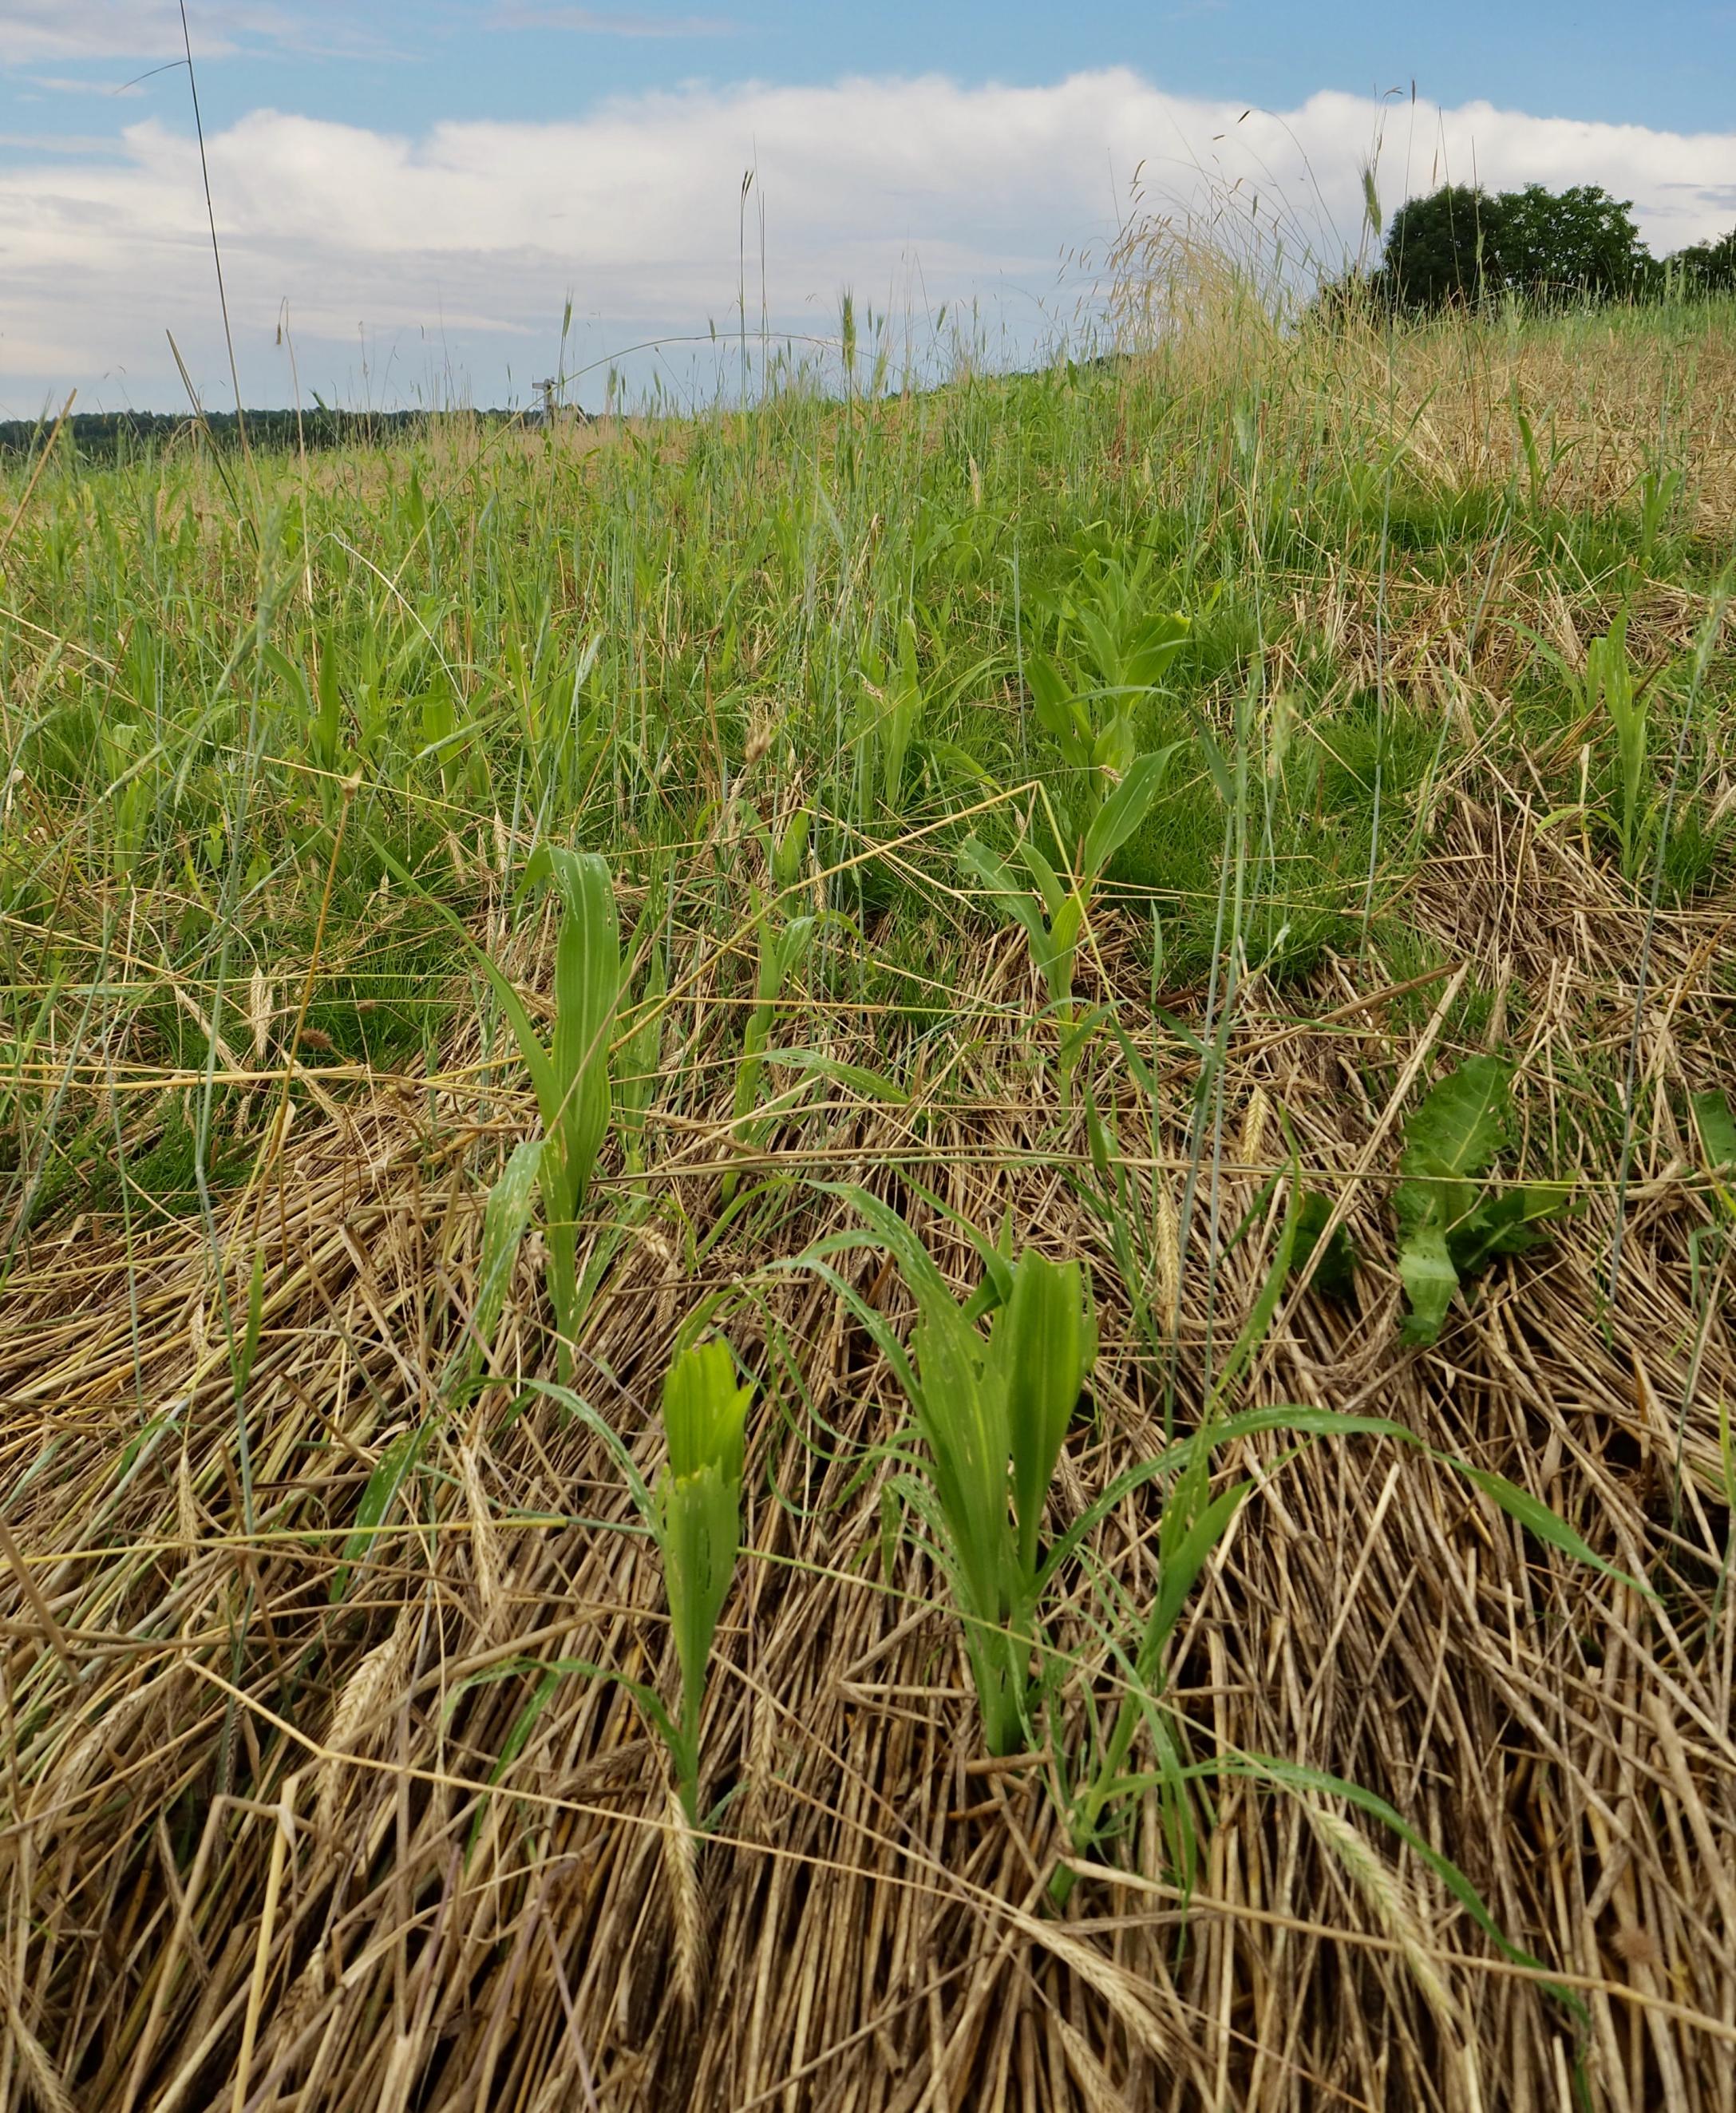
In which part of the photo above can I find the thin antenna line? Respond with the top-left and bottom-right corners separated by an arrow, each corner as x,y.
179,0 -> 254,481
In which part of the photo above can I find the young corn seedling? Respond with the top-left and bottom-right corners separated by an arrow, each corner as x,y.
960,746 -> 1179,1089
852,615 -> 924,824
849,616 -> 998,828
657,1336 -> 751,1823
803,1188 -> 1095,1757
1591,614 -> 1654,885
1025,543 -> 1190,830
531,1337 -> 750,1826
478,848 -> 621,1378
1526,607 -> 1659,887
723,805 -> 863,1205
365,837 -> 638,1377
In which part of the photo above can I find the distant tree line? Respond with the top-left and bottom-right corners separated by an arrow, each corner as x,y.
1367,181 -> 1736,312
0,406 -> 526,463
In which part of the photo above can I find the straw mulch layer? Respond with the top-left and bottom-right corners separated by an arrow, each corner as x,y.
2,793 -> 1733,2113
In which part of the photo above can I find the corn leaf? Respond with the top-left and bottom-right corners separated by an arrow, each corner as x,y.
993,1252 -> 1096,1578
1691,1089 -> 1736,1173
544,848 -> 620,1215
449,1138 -> 543,1391
662,1462 -> 741,1740
662,1337 -> 749,1486
1078,744 -> 1182,882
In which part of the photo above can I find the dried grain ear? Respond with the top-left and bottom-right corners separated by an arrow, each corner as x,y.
176,1442 -> 202,1550
1056,2013 -> 1131,2113
3,1980 -> 75,2113
1006,1909 -> 1172,2065
458,1442 -> 502,1623
247,969 -> 273,1061
662,1783 -> 704,2012
1307,1799 -> 1465,2043
1153,1174 -> 1181,1339
1238,1083 -> 1271,1165
315,1605 -> 417,1833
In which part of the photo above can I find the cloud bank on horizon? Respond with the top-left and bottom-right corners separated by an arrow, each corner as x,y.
2,66 -> 1734,414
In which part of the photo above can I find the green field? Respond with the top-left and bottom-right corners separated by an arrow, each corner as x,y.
2,286 -> 1734,2110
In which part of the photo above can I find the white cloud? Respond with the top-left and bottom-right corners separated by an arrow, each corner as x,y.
492,5 -> 737,35
2,2 -> 276,62
2,69 -> 1732,412
23,77 -> 148,97
0,0 -> 381,64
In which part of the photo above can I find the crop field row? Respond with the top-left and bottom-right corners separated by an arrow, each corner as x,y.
1,286 -> 1734,2111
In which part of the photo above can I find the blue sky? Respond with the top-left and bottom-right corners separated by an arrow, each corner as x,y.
10,2 -> 1734,134
3,2 -> 1734,413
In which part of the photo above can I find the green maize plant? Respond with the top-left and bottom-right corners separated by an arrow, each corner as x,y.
960,746 -> 1180,1086
657,1337 -> 751,1823
453,1138 -> 545,1391
535,1338 -> 750,1826
848,616 -> 998,829
364,838 -> 632,1375
477,848 -> 621,1378
804,1189 -> 1096,1757
852,615 -> 924,823
1024,542 -> 1190,828
1590,613 -> 1653,884
1524,603 -> 1658,887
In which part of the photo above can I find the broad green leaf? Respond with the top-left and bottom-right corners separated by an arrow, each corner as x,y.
1016,838 -> 1067,920
314,628 -> 344,767
545,848 -> 620,1215
994,1252 -> 1096,1579
1089,705 -> 1138,781
1394,1058 -> 1515,1344
1042,892 -> 1085,1002
910,1311 -> 1009,1641
1293,1192 -> 1358,1302
1691,1089 -> 1736,1173
1397,1220 -> 1458,1346
662,1337 -> 749,1486
1026,652 -> 1085,760
1078,745 -> 1182,881
960,837 -> 1050,960
770,805 -> 812,892
1447,1185 -> 1567,1276
662,1462 -> 741,1735
1399,1056 -> 1512,1185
